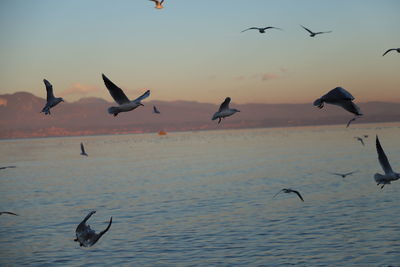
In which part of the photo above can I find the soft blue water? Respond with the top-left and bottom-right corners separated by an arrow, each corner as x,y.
0,123 -> 399,266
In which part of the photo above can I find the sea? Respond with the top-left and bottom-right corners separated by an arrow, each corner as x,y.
0,123 -> 399,267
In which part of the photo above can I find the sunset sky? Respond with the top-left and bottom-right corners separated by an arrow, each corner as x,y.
0,0 -> 399,104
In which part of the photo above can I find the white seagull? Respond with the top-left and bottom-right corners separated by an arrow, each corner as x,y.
102,74 -> 150,117
313,87 -> 362,126
149,0 -> 164,9
330,171 -> 358,178
241,26 -> 282,33
74,211 -> 112,247
374,135 -> 400,189
80,142 -> 88,156
382,48 -> 400,56
41,79 -> 64,115
273,188 -> 304,202
212,97 -> 240,124
153,105 -> 161,114
300,25 -> 332,37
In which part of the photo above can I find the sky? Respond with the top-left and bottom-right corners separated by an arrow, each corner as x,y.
0,0 -> 399,104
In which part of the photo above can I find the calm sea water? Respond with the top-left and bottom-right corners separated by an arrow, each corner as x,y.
0,123 -> 399,266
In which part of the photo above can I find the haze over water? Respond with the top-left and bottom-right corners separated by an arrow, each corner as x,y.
0,123 -> 399,266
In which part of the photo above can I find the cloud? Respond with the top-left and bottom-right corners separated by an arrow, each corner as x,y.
261,73 -> 279,81
60,83 -> 100,96
0,98 -> 7,106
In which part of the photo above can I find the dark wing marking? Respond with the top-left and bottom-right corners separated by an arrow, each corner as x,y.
133,90 -> 150,103
80,142 -> 86,154
382,49 -> 395,56
102,74 -> 130,105
263,27 -> 282,31
346,117 -> 357,128
0,166 -> 16,170
241,27 -> 259,32
0,211 -> 18,216
300,25 -> 314,34
43,79 -> 55,101
218,97 -> 231,112
376,135 -> 393,174
292,190 -> 304,201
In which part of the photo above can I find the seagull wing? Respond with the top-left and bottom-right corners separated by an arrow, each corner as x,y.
241,27 -> 259,32
291,190 -> 304,201
133,90 -> 150,103
376,135 -> 394,174
330,172 -> 343,176
153,105 -> 160,113
43,79 -> 55,101
264,27 -> 282,31
149,0 -> 158,3
80,142 -> 86,154
218,97 -> 231,112
346,117 -> 357,128
360,139 -> 365,146
344,170 -> 358,176
0,211 -> 18,216
160,0 -> 164,3
324,87 -> 355,101
102,74 -> 130,105
315,31 -> 332,35
272,189 -> 283,199
382,49 -> 395,56
300,25 -> 314,34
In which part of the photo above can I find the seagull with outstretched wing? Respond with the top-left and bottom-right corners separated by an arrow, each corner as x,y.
74,211 -> 112,247
330,170 -> 358,178
149,0 -> 164,9
212,97 -> 240,124
382,48 -> 400,56
80,142 -> 88,156
241,26 -> 282,33
374,135 -> 400,189
41,79 -> 64,115
102,74 -> 150,117
0,211 -> 18,216
273,188 -> 304,202
153,105 -> 161,114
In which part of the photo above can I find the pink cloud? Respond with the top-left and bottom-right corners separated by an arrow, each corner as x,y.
261,73 -> 279,81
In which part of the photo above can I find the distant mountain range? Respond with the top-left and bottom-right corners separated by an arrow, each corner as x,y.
1,92 -> 399,139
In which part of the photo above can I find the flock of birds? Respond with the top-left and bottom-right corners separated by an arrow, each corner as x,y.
1,0 -> 399,249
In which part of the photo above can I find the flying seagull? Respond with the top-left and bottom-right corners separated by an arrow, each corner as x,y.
241,26 -> 282,33
80,142 -> 88,156
153,105 -> 161,114
102,74 -> 150,117
0,166 -> 16,170
0,211 -> 18,216
212,97 -> 240,124
41,79 -> 64,115
74,211 -> 112,247
346,116 -> 358,128
300,25 -> 332,37
354,136 -> 365,146
273,188 -> 304,202
313,87 -> 362,127
330,171 -> 358,178
374,135 -> 400,189
149,0 -> 164,9
382,48 -> 400,56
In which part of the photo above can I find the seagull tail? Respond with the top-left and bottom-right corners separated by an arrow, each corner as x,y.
107,106 -> 120,116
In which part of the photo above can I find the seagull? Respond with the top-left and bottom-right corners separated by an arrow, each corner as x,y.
74,211 -> 112,247
41,79 -> 64,115
149,0 -> 164,9
374,135 -> 400,189
300,25 -> 332,37
0,211 -> 18,216
346,116 -> 358,128
354,136 -> 365,146
212,97 -> 240,124
0,166 -> 16,170
363,135 -> 369,138
80,142 -> 88,156
153,105 -> 161,114
273,188 -> 304,202
102,74 -> 150,117
382,48 -> 400,56
241,26 -> 282,33
330,170 -> 358,178
313,87 -> 362,126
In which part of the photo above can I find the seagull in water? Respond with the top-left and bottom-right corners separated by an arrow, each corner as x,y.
330,171 -> 358,178
300,25 -> 332,37
241,26 -> 282,33
313,87 -> 362,127
74,211 -> 112,247
382,48 -> 400,56
374,135 -> 400,189
354,136 -> 365,146
153,105 -> 161,114
149,0 -> 164,9
80,142 -> 88,156
212,97 -> 240,124
102,74 -> 150,117
0,211 -> 18,216
273,188 -> 304,202
0,166 -> 16,170
41,79 -> 64,115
